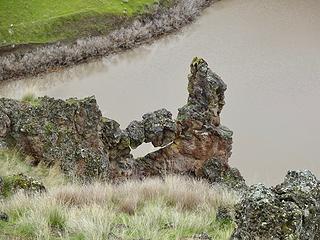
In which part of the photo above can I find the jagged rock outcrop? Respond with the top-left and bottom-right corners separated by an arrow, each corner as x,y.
130,58 -> 234,184
0,58 -> 241,186
232,170 -> 320,240
0,96 -> 108,179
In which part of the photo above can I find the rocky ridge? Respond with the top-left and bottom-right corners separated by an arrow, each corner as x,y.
0,58 -> 243,188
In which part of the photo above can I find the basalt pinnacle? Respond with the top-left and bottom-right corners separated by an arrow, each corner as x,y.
0,58 -> 244,187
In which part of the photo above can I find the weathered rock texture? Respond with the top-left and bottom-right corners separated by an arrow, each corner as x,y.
0,58 -> 242,187
232,170 -> 320,240
0,97 -> 108,180
129,58 -> 236,184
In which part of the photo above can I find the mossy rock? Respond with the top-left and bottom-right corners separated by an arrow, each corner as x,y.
0,173 -> 46,198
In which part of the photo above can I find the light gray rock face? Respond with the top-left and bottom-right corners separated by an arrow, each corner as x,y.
232,170 -> 320,240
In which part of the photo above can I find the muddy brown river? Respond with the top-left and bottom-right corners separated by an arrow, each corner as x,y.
1,0 -> 320,185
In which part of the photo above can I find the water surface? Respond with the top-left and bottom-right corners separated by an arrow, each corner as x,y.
1,0 -> 320,185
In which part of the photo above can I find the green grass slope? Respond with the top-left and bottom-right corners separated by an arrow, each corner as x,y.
0,0 -> 162,47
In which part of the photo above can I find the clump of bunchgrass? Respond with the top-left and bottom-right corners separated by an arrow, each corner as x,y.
0,148 -> 67,187
48,208 -> 67,232
21,93 -> 40,107
0,175 -> 239,239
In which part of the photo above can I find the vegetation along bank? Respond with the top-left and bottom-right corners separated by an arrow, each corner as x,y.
0,0 -> 216,81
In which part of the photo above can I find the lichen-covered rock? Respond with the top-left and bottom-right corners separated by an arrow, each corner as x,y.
133,58 -> 237,183
232,170 -> 320,240
101,117 -> 131,161
192,233 -> 212,240
125,120 -> 145,149
125,108 -> 177,149
202,158 -> 246,189
1,173 -> 46,197
177,57 -> 227,127
273,170 -> 320,240
142,108 -> 177,147
216,206 -> 234,223
0,58 -> 239,185
0,96 -> 109,180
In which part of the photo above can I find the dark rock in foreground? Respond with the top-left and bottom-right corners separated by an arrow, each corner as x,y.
0,58 -> 243,188
0,212 -> 8,222
232,170 -> 320,240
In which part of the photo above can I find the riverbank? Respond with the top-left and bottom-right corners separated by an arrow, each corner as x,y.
0,0 -> 167,48
0,0 -> 215,82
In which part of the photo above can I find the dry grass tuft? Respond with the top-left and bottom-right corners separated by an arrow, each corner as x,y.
0,175 -> 239,239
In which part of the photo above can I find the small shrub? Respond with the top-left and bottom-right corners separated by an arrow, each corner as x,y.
16,223 -> 36,238
48,208 -> 66,231
21,93 -> 40,106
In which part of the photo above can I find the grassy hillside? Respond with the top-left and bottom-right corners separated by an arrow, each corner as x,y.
0,149 -> 238,240
0,0 -> 163,47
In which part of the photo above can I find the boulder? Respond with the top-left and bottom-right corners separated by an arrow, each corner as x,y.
0,212 -> 8,222
216,206 -> 234,223
232,170 -> 320,239
141,108 -> 177,147
0,173 -> 46,197
124,108 -> 177,149
177,57 -> 227,127
125,120 -> 145,149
